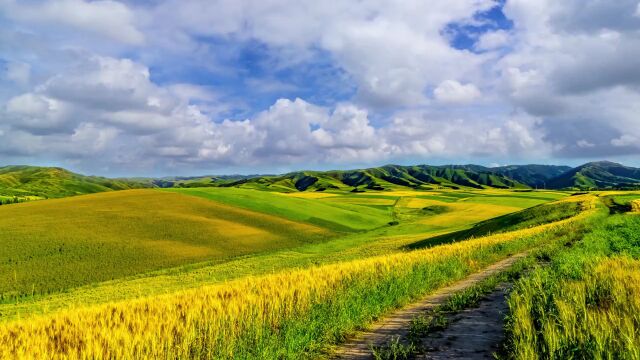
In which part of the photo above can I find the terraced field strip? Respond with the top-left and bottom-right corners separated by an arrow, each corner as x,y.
335,252 -> 529,359
632,200 -> 640,213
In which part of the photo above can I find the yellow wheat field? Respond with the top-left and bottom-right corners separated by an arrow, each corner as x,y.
0,196 -> 597,359
509,257 -> 640,360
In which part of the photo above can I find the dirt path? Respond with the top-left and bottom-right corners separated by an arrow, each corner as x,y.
334,253 -> 527,359
416,284 -> 510,359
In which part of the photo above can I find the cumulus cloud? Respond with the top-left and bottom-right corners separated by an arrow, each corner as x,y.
1,0 -> 640,174
0,53 -> 550,173
475,30 -> 512,51
497,0 -> 640,158
433,80 -> 481,104
145,0 -> 495,108
1,0 -> 144,44
612,135 -> 639,148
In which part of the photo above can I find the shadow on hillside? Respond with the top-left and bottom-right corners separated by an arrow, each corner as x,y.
404,201 -> 581,250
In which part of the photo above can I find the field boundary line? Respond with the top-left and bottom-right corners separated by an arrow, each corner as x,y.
333,252 -> 529,359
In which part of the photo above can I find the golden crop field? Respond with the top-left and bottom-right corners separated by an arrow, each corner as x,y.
0,188 -> 566,321
506,211 -> 640,359
0,189 -> 333,298
0,195 -> 598,359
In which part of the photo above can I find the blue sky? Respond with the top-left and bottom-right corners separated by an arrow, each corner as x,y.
1,0 -> 640,176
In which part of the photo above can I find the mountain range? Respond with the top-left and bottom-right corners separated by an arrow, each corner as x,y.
1,161 -> 639,199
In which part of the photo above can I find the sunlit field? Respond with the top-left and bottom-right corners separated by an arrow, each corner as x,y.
0,188 -> 565,320
0,194 -> 596,358
0,189 -> 333,298
3,0 -> 640,357
3,185 -> 639,359
505,210 -> 640,359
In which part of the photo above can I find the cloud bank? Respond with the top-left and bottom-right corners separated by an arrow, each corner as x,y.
1,0 -> 639,175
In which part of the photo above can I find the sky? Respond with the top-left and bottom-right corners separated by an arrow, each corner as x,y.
1,0 -> 640,176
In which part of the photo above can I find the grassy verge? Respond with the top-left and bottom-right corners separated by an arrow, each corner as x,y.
503,213 -> 640,359
0,197 -> 599,359
406,199 -> 583,249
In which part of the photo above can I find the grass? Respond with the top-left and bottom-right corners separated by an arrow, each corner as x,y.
371,336 -> 415,360
407,199 -> 582,249
0,189 -> 333,299
0,165 -> 149,198
503,211 -> 640,359
166,187 -> 394,232
0,188 -> 568,320
0,195 -> 598,359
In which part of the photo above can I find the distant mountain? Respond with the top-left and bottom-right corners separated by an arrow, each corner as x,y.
546,161 -> 640,190
151,174 -> 263,188
215,164 -> 530,192
489,165 -> 573,189
0,165 -> 151,199
3,161 -> 639,198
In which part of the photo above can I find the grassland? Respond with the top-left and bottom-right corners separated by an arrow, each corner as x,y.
0,165 -> 150,199
166,187 -> 394,232
504,204 -> 640,359
0,195 -> 597,359
0,188 -> 565,320
0,189 -> 334,299
0,184 -> 584,359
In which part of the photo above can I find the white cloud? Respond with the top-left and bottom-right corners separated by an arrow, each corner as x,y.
1,0 -> 144,44
0,53 -> 550,172
475,30 -> 512,51
577,139 -> 595,148
434,80 -> 481,104
612,135 -> 638,147
2,0 -> 640,173
145,0 -> 495,108
497,0 -> 640,157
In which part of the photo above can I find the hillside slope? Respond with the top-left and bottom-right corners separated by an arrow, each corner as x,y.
216,164 -> 530,192
489,164 -> 572,188
0,189 -> 332,297
546,161 -> 640,189
3,161 -> 639,196
0,165 -> 150,198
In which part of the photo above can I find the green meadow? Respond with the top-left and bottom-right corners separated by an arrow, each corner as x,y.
3,184 -> 640,359
0,189 -> 334,298
0,187 -> 563,318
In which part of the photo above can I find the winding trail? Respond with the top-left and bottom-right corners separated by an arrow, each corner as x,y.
416,284 -> 510,359
334,252 -> 527,359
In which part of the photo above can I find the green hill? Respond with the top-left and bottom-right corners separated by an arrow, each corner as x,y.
546,161 -> 640,190
0,189 -> 333,297
214,164 -> 530,192
488,164 -> 572,188
3,161 -> 639,197
0,165 -> 150,199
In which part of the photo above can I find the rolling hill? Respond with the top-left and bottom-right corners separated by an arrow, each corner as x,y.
205,162 -> 640,191
2,162 -> 640,197
0,189 -> 334,297
488,164 -> 572,188
546,161 -> 640,189
215,164 -> 531,192
0,165 -> 150,199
